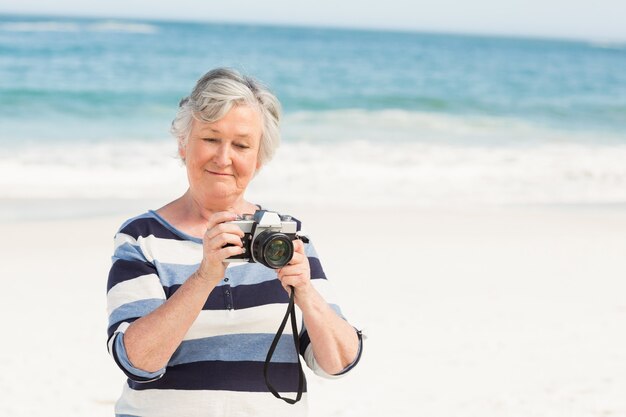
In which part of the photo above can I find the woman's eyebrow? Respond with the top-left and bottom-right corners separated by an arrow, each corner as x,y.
203,127 -> 250,138
234,133 -> 253,139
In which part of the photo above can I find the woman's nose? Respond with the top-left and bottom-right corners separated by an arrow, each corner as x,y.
213,144 -> 231,166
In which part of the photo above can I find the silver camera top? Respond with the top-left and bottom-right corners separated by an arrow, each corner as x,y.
231,210 -> 297,234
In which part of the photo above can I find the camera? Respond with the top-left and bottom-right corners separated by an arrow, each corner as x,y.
225,210 -> 298,269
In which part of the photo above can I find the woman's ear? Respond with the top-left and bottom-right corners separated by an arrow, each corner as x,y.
178,139 -> 186,162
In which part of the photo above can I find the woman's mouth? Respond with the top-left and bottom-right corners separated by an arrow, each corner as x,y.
206,170 -> 232,176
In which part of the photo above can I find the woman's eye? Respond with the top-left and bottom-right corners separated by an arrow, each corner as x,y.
234,143 -> 250,149
203,138 -> 219,143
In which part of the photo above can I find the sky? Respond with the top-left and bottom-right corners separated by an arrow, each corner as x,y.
1,0 -> 626,41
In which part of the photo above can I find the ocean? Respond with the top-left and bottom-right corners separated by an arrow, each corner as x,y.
1,14 -> 625,212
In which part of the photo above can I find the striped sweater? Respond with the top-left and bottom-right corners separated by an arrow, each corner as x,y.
106,210 -> 361,417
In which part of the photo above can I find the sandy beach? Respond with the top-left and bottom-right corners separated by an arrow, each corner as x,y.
1,202 -> 624,417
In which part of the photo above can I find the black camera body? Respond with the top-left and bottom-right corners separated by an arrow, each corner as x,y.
225,210 -> 298,269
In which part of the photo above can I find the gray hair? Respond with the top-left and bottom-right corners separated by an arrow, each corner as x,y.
171,68 -> 282,166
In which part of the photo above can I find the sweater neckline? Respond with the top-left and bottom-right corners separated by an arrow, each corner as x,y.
147,210 -> 203,243
146,204 -> 264,244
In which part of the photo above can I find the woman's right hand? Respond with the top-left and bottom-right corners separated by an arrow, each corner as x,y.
122,211 -> 245,373
196,211 -> 245,282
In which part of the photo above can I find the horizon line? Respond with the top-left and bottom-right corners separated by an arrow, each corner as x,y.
1,10 -> 624,44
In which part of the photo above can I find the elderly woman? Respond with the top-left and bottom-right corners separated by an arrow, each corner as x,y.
106,68 -> 362,417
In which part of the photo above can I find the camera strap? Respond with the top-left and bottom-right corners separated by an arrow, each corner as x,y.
263,285 -> 305,404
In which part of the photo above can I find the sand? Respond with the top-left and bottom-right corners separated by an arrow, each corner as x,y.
1,202 -> 625,417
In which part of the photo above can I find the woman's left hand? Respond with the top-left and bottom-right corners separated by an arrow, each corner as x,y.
277,239 -> 360,374
276,239 -> 313,303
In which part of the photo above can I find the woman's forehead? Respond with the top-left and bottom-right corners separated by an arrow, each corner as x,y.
193,106 -> 262,138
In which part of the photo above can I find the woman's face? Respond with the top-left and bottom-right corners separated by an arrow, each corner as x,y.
181,104 -> 263,205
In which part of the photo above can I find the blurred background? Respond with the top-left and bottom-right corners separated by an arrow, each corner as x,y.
1,1 -> 625,218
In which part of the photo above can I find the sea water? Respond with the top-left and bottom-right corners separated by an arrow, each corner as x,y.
1,14 -> 625,210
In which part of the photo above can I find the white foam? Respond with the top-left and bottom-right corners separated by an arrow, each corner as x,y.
587,40 -> 626,50
281,109 -> 619,146
1,110 -> 625,208
252,140 -> 626,207
2,139 -> 625,208
86,21 -> 159,34
0,20 -> 158,34
0,140 -> 185,199
0,22 -> 81,32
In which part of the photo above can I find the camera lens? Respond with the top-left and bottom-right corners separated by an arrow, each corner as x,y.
252,231 -> 294,269
266,238 -> 289,263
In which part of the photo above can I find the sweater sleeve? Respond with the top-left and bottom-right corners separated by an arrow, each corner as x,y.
298,240 -> 364,378
106,228 -> 167,382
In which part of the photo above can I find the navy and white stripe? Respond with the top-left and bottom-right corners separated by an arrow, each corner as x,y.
106,211 -> 361,417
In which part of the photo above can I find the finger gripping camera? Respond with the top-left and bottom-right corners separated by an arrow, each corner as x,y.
225,210 -> 299,269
